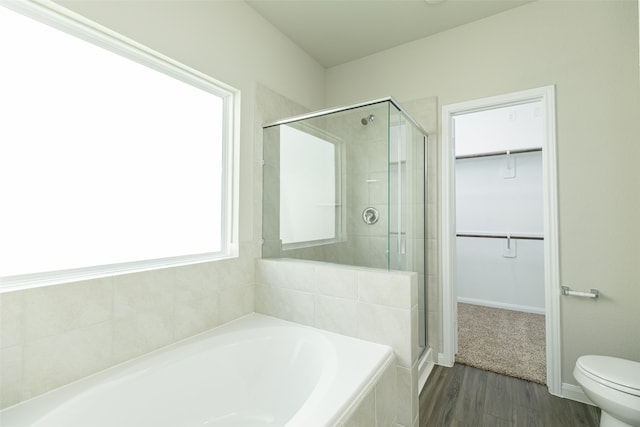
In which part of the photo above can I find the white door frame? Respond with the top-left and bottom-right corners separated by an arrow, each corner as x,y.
439,85 -> 561,396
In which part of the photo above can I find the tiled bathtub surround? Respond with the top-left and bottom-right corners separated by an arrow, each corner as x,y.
2,313 -> 396,427
341,358 -> 397,427
255,258 -> 419,427
0,243 -> 258,409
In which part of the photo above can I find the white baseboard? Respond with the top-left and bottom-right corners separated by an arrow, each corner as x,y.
457,297 -> 545,315
437,352 -> 454,367
561,382 -> 596,406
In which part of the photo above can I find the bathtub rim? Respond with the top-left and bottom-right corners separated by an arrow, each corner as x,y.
0,312 -> 395,427
331,349 -> 396,426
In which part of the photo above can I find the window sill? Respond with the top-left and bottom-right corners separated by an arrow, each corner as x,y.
0,248 -> 238,293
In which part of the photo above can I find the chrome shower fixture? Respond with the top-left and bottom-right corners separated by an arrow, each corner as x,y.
361,114 -> 375,125
362,207 -> 379,225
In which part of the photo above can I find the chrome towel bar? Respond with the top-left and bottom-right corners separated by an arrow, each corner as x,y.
561,286 -> 599,299
456,232 -> 544,241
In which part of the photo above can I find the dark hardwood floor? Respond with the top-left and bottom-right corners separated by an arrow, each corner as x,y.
419,364 -> 600,427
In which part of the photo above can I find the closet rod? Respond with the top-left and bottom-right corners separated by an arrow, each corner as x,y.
456,147 -> 542,160
456,233 -> 544,241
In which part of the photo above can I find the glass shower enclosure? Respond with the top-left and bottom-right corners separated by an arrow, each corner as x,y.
262,98 -> 428,358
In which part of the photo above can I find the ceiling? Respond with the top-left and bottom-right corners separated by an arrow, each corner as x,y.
245,0 -> 534,68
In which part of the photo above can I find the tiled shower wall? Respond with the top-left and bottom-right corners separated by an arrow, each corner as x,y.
262,103 -> 413,270
0,243 -> 258,409
255,258 -> 419,427
261,105 -> 393,267
260,93 -> 441,359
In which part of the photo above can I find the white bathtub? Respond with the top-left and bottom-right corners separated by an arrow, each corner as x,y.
0,314 -> 394,427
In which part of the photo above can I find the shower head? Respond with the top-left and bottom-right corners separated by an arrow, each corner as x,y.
361,114 -> 375,125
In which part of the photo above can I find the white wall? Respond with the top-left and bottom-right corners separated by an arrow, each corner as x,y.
454,101 -> 543,156
456,152 -> 545,313
0,0 -> 325,409
326,0 -> 640,385
456,153 -> 543,235
457,237 -> 545,313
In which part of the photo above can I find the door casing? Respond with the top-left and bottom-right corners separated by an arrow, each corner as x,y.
439,85 -> 561,396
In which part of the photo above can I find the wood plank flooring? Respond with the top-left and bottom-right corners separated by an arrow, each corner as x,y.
419,364 -> 600,427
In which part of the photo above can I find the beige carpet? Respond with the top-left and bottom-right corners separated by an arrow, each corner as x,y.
456,303 -> 547,384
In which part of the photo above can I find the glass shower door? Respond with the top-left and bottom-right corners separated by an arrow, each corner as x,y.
388,106 -> 427,357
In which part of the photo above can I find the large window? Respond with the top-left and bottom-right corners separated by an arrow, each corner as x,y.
0,2 -> 237,290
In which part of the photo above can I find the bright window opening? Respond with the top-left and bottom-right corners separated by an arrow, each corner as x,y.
0,2 -> 237,290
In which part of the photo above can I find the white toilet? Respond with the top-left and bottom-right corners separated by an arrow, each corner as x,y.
574,355 -> 640,427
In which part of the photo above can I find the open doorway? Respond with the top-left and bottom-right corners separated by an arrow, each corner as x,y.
440,86 -> 562,395
454,101 -> 546,383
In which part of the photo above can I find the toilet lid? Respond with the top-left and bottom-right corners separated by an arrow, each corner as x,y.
577,355 -> 640,396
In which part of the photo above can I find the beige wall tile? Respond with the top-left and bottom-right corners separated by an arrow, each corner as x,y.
315,265 -> 358,299
0,346 -> 23,408
358,303 -> 412,368
174,282 -> 221,340
256,259 -> 315,292
256,283 -> 314,326
24,279 -> 112,342
428,310 -> 442,357
22,322 -> 112,399
220,284 -> 254,324
342,388 -> 375,427
411,306 -> 419,364
112,312 -> 174,364
254,284 -> 278,318
280,288 -> 315,326
376,362 -> 398,427
173,262 -> 219,291
314,295 -> 358,337
396,366 -> 418,427
112,270 -> 175,319
357,270 -> 414,309
0,291 -> 24,349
